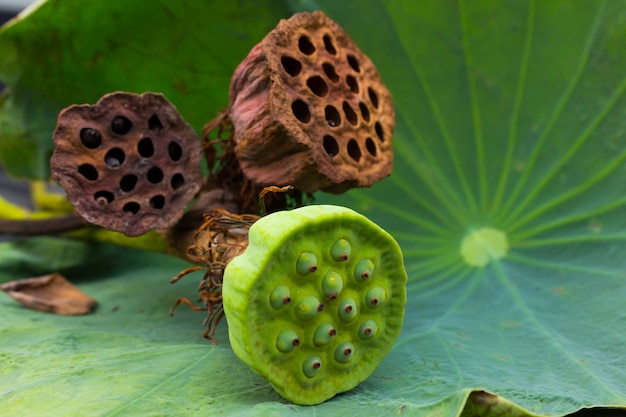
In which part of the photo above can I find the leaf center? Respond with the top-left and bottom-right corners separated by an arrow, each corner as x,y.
460,228 -> 509,267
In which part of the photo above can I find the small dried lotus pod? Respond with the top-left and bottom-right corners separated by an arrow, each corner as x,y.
50,92 -> 202,236
229,11 -> 395,194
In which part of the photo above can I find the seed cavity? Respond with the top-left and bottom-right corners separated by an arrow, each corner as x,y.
307,76 -> 328,97
111,115 -> 132,135
148,114 -> 163,131
323,135 -> 339,157
138,137 -> 154,158
338,298 -> 358,323
368,87 -> 379,109
322,63 -> 340,82
298,35 -> 316,55
346,75 -> 359,93
295,296 -> 322,320
354,258 -> 375,281
302,356 -> 322,378
296,252 -> 318,275
119,174 -> 138,192
292,99 -> 311,123
168,141 -> 183,161
123,202 -> 140,214
322,271 -> 344,300
93,190 -> 114,205
366,137 -> 377,156
347,139 -> 362,162
347,54 -> 360,72
281,56 -> 302,76
334,342 -> 355,363
325,105 -> 341,127
79,128 -> 101,149
78,164 -> 98,181
323,34 -> 337,55
330,238 -> 351,262
104,148 -> 125,168
149,195 -> 165,209
358,320 -> 379,340
313,322 -> 336,346
270,285 -> 292,309
171,173 -> 185,190
276,329 -> 300,353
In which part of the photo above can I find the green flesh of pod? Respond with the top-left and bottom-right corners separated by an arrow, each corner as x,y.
222,205 -> 407,405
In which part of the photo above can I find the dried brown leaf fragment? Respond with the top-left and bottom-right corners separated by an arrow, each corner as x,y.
0,273 -> 98,315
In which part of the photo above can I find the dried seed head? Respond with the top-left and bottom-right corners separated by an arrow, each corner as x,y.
229,11 -> 395,194
50,92 -> 202,236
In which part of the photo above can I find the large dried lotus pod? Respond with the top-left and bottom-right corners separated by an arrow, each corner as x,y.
50,92 -> 202,237
229,11 -> 395,194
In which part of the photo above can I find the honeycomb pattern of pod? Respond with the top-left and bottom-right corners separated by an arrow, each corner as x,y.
229,11 -> 395,194
222,205 -> 407,405
50,92 -> 202,236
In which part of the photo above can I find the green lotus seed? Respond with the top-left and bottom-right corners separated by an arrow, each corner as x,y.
269,285 -> 291,309
296,251 -> 318,275
365,286 -> 386,308
358,320 -> 379,340
322,271 -> 344,300
276,329 -> 300,353
302,356 -> 322,378
330,238 -> 351,262
338,297 -> 358,323
354,258 -> 375,281
295,296 -> 322,320
334,342 -> 355,363
313,322 -> 337,346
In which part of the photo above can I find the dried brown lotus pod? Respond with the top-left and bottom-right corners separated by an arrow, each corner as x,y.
229,11 -> 395,194
50,92 -> 202,237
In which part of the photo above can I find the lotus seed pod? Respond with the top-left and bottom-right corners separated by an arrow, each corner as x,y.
222,205 -> 407,405
229,11 -> 395,194
50,92 -> 202,236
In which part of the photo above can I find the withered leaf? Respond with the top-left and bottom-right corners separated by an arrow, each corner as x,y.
0,273 -> 97,315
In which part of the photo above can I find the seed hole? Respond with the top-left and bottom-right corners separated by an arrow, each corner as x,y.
375,121 -> 385,142
168,141 -> 183,161
123,202 -> 140,214
307,76 -> 328,97
171,173 -> 185,190
347,54 -> 360,72
292,338 -> 300,347
323,34 -> 337,55
323,135 -> 339,157
281,56 -> 302,76
325,105 -> 341,127
343,102 -> 358,126
322,63 -> 340,82
359,102 -> 370,122
147,167 -> 164,184
120,174 -> 138,192
366,138 -> 377,156
93,190 -> 114,205
78,164 -> 98,181
298,35 -> 316,55
105,148 -> 125,168
149,195 -> 165,209
292,100 -> 311,123
138,138 -> 154,158
347,139 -> 361,162
111,115 -> 132,135
80,128 -> 101,149
346,75 -> 359,93
368,87 -> 379,109
148,114 -> 163,131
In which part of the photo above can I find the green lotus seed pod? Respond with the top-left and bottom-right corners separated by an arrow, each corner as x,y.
302,356 -> 322,378
338,297 -> 358,323
313,322 -> 336,346
358,320 -> 379,340
270,285 -> 291,309
322,271 -> 344,299
295,296 -> 323,320
365,286 -> 386,308
334,342 -> 355,363
330,238 -> 351,262
296,251 -> 318,275
354,258 -> 375,281
223,205 -> 407,405
276,329 -> 300,353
